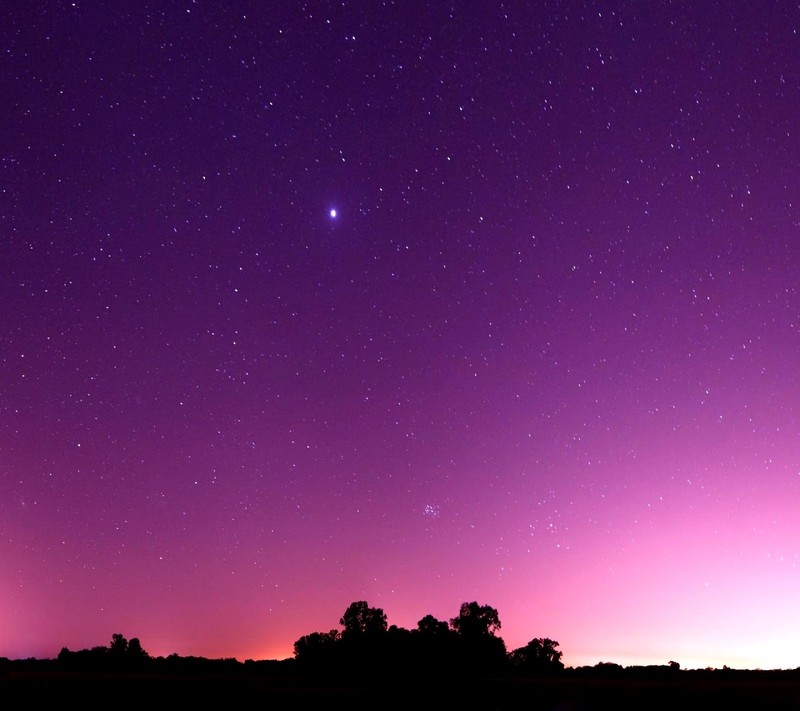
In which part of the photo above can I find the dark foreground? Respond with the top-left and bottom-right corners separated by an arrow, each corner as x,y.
3,669 -> 800,709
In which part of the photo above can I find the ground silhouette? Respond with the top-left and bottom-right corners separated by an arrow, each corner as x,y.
3,603 -> 800,708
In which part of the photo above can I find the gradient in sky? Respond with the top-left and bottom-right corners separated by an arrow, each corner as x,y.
3,1 -> 800,670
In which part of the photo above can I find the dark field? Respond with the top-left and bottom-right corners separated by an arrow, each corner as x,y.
3,669 -> 800,709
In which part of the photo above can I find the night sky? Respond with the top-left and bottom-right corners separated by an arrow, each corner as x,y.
4,1 -> 800,670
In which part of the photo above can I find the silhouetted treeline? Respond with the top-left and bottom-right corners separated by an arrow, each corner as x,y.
9,601 -> 800,687
51,633 -> 294,676
7,601 -> 565,679
292,600 -> 563,679
57,633 -> 150,671
6,619 -> 800,710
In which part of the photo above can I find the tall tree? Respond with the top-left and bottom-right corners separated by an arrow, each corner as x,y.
449,601 -> 507,673
449,602 -> 501,637
340,601 -> 388,638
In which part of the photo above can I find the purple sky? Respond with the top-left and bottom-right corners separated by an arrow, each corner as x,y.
3,1 -> 800,669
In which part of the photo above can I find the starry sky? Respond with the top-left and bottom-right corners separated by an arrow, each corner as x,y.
4,1 -> 800,670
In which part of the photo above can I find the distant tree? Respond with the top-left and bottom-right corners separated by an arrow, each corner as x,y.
595,661 -> 624,675
340,601 -> 388,638
414,614 -> 456,675
385,624 -> 415,671
449,602 -> 507,673
293,629 -> 341,668
57,646 -> 82,669
509,637 -> 564,675
449,602 -> 501,638
109,633 -> 128,657
291,600 -> 519,679
417,614 -> 450,636
127,637 -> 149,662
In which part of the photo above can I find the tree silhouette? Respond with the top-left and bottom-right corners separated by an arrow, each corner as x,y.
449,602 -> 501,637
509,637 -> 564,675
57,634 -> 151,671
293,629 -> 341,669
127,637 -> 149,665
417,614 -> 450,636
290,599 -> 553,678
414,614 -> 456,675
340,601 -> 388,638
109,633 -> 128,657
449,602 -> 506,673
337,601 -> 389,675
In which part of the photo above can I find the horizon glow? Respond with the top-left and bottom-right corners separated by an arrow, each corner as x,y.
3,2 -> 800,671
